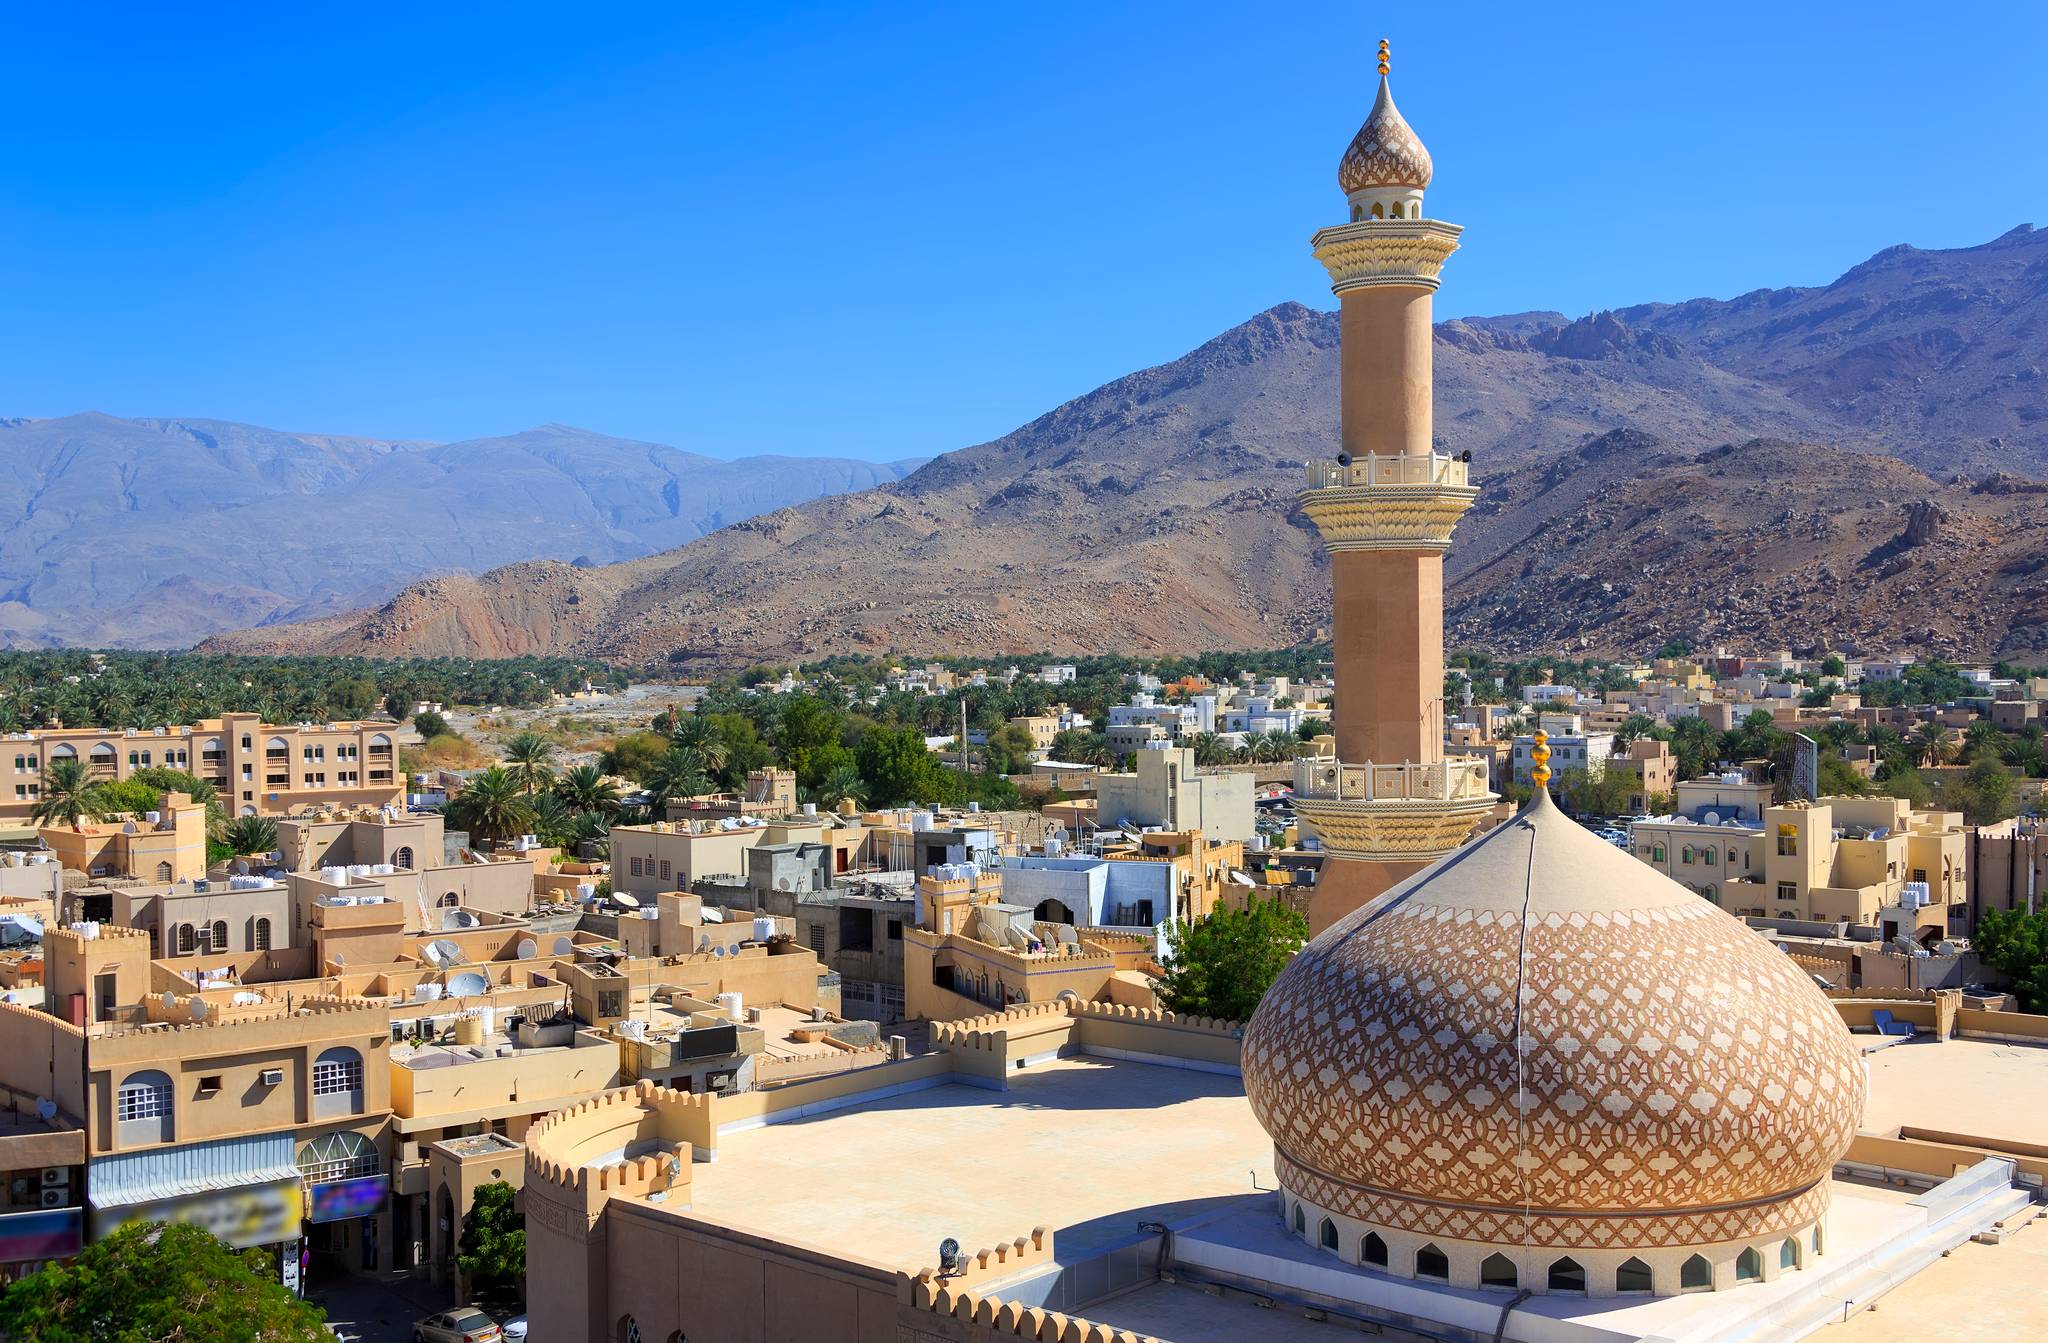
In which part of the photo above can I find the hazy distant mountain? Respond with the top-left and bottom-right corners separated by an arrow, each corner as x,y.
0,416 -> 921,647
204,224 -> 2048,664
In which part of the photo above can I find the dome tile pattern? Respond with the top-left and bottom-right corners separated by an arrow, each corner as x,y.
1242,792 -> 1865,1250
1338,77 -> 1433,194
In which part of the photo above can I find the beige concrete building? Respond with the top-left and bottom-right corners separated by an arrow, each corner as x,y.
38,790 -> 208,884
1,713 -> 403,825
1723,797 -> 1969,931
1094,746 -> 1255,844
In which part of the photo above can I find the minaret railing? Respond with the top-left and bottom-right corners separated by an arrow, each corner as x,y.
1304,452 -> 1468,490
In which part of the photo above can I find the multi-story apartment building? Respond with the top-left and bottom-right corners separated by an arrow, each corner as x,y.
0,712 -> 404,825
1722,796 -> 1969,932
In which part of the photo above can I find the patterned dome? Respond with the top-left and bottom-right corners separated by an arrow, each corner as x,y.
1242,791 -> 1865,1252
1338,76 -> 1433,195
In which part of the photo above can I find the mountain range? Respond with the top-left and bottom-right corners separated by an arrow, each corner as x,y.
0,416 -> 920,647
176,223 -> 2048,664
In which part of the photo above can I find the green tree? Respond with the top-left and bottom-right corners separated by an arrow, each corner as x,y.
984,723 -> 1039,775
501,731 -> 557,795
448,766 -> 536,843
598,731 -> 670,782
1945,756 -> 2018,825
1047,729 -> 1113,767
1820,654 -> 1846,678
553,763 -> 622,815
643,747 -> 713,808
707,712 -> 774,788
1912,722 -> 1958,767
776,696 -> 852,789
813,763 -> 868,810
413,709 -> 454,740
456,1180 -> 526,1308
855,725 -> 947,806
668,713 -> 729,775
0,1220 -> 329,1342
221,815 -> 280,856
1974,907 -> 2048,1011
323,676 -> 380,720
1152,899 -> 1309,1022
32,757 -> 107,829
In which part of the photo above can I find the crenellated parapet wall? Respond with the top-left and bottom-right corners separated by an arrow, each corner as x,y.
897,1228 -> 1161,1342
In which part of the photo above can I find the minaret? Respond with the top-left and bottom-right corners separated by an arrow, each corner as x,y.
1293,41 -> 1495,934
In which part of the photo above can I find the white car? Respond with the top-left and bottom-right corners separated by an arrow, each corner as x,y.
501,1319 -> 528,1341
412,1308 -> 504,1343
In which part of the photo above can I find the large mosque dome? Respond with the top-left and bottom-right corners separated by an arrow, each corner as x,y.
1242,790 -> 1866,1294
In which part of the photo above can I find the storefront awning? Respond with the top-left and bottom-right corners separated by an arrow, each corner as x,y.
89,1132 -> 299,1210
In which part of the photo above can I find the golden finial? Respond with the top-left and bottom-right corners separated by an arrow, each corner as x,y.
1377,39 -> 1390,77
1530,728 -> 1551,791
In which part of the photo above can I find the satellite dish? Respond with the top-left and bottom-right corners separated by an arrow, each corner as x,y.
1703,811 -> 1721,826
939,1238 -> 963,1274
419,943 -> 442,966
613,892 -> 641,910
34,1097 -> 56,1122
160,991 -> 178,1010
711,944 -> 726,958
515,938 -> 538,960
457,912 -> 479,928
552,935 -> 574,955
233,859 -> 251,875
447,971 -> 489,998
188,997 -> 209,1021
430,939 -> 465,965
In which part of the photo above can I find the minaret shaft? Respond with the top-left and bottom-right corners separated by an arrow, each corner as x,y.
1338,286 -> 1435,459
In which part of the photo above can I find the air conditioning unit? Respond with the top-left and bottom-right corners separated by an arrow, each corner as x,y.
39,1188 -> 65,1208
40,1167 -> 68,1188
259,1068 -> 285,1086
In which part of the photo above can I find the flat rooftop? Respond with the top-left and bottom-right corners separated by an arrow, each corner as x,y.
1861,1036 -> 2048,1148
1828,1214 -> 2048,1342
682,1056 -> 1272,1271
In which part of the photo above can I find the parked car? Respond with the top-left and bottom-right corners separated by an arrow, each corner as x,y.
499,1317 -> 528,1341
413,1308 -> 504,1343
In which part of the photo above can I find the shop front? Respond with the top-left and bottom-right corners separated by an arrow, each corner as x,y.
87,1133 -> 304,1285
297,1130 -> 388,1284
0,1206 -> 85,1283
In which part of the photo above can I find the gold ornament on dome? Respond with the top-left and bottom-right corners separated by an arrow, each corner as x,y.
1338,43 -> 1433,194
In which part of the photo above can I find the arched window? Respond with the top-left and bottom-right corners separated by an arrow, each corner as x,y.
115,1069 -> 173,1144
1361,1232 -> 1387,1267
1704,847 -> 1718,864
296,1129 -> 380,1182
1780,1237 -> 1799,1270
155,861 -> 174,882
1292,1204 -> 1305,1235
253,918 -> 272,952
210,920 -> 228,950
620,1316 -> 641,1343
312,1046 -> 365,1118
393,846 -> 414,870
1616,1256 -> 1653,1294
1548,1256 -> 1586,1293
1736,1247 -> 1761,1282
176,923 -> 196,954
1681,846 -> 1694,864
1812,1225 -> 1824,1256
1480,1253 -> 1518,1289
89,743 -> 115,761
1652,845 -> 1666,862
1681,1254 -> 1712,1291
1415,1244 -> 1448,1281
1318,1217 -> 1338,1252
1370,202 -> 1385,220
49,743 -> 76,759
1032,899 -> 1074,925
440,892 -> 460,908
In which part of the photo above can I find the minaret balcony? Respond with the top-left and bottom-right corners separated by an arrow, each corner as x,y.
1292,754 -> 1490,803
1298,452 -> 1477,553
1290,755 -> 1496,865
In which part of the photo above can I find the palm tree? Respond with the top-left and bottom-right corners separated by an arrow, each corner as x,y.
529,792 -> 575,846
814,764 -> 868,810
449,766 -> 536,844
221,815 -> 280,856
33,758 -> 108,829
567,809 -> 612,859
1188,733 -> 1231,768
1963,720 -> 2005,763
552,764 -> 621,815
501,732 -> 557,795
668,715 -> 728,775
644,747 -> 711,810
1913,722 -> 1958,767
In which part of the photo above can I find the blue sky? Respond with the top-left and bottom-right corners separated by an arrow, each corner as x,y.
2,3 -> 2043,462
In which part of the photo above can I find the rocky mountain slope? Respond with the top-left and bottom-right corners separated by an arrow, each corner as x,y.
0,416 -> 920,647
206,226 -> 2048,664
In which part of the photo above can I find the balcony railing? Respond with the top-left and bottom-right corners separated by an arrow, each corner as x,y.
1304,452 -> 1467,490
1293,755 -> 1491,802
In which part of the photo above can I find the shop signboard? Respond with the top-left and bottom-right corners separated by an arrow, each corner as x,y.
0,1206 -> 84,1263
308,1174 -> 388,1223
93,1178 -> 302,1250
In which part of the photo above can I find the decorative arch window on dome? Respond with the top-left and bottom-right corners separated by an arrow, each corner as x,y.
1547,1257 -> 1586,1293
1415,1244 -> 1449,1281
1680,1254 -> 1712,1292
1318,1217 -> 1338,1252
1736,1247 -> 1762,1282
1616,1257 -> 1654,1294
1780,1237 -> 1800,1270
1292,1203 -> 1305,1235
1480,1254 -> 1518,1290
1812,1225 -> 1824,1256
1360,1232 -> 1388,1268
